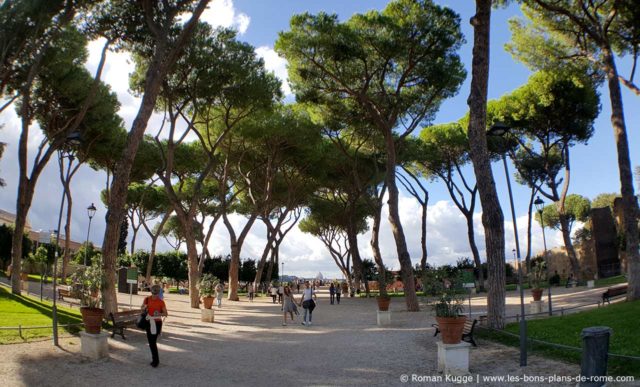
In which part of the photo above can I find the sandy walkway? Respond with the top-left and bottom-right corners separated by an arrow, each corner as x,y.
0,287 -> 588,387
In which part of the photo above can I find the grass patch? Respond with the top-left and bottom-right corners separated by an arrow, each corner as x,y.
594,275 -> 626,288
477,300 -> 640,376
0,286 -> 83,344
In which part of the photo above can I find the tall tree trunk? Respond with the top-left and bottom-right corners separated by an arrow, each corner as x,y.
558,213 -> 580,278
347,222 -> 364,293
143,211 -> 170,284
62,184 -> 73,277
225,213 -> 258,301
466,213 -> 485,292
100,0 -> 210,317
370,186 -> 388,297
384,133 -> 419,311
184,229 -> 200,308
60,159 -> 80,279
602,51 -> 640,300
420,193 -> 428,271
467,0 -> 506,329
254,222 -> 275,289
524,187 -> 536,274
265,251 -> 275,286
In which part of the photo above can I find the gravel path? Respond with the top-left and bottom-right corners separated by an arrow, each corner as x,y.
0,287 -> 586,387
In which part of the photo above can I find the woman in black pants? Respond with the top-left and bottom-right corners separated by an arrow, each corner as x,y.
142,285 -> 168,367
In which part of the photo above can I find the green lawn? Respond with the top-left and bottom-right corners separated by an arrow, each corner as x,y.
478,300 -> 640,376
594,275 -> 627,288
0,286 -> 83,344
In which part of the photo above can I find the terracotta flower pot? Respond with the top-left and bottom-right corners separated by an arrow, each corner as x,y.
436,316 -> 467,344
80,307 -> 104,334
531,288 -> 543,301
202,296 -> 215,309
376,296 -> 391,311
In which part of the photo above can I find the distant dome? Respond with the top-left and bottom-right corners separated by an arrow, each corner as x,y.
315,272 -> 324,280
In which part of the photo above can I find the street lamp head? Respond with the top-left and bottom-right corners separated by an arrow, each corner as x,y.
487,122 -> 510,137
87,203 -> 97,219
65,131 -> 82,147
534,196 -> 544,213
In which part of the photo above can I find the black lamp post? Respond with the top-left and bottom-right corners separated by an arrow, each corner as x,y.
51,132 -> 81,347
488,122 -> 527,367
534,196 -> 552,316
84,203 -> 97,266
281,262 -> 284,284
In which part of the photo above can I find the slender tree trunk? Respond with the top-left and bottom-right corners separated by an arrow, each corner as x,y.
144,211 -> 170,284
467,0 -> 505,329
254,223 -> 275,289
130,220 -> 140,255
62,184 -> 72,278
384,134 -> 418,311
347,222 -> 364,293
602,51 -> 640,300
265,251 -> 275,286
185,230 -> 200,308
525,187 -> 536,274
558,213 -> 580,278
225,213 -> 258,301
370,188 -> 388,297
466,213 -> 485,292
60,158 -> 80,279
420,192 -> 428,271
100,0 -> 210,317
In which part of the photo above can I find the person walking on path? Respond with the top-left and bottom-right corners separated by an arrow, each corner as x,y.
270,284 -> 278,303
248,283 -> 255,302
296,282 -> 300,293
142,285 -> 168,368
299,281 -> 317,326
329,283 -> 335,305
282,286 -> 297,325
335,282 -> 341,304
215,283 -> 224,308
278,284 -> 284,304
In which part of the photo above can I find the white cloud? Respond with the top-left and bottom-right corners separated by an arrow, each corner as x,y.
255,46 -> 292,97
200,0 -> 250,35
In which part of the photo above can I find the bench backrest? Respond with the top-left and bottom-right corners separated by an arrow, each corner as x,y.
462,319 -> 476,334
111,310 -> 142,323
606,286 -> 627,296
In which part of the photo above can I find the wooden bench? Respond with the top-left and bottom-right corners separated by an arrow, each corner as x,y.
109,309 -> 143,340
432,319 -> 478,347
57,286 -> 74,300
602,285 -> 627,304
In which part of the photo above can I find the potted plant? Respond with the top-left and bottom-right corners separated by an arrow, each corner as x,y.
433,288 -> 466,344
200,274 -> 218,309
364,260 -> 393,310
530,258 -> 546,301
70,262 -> 105,334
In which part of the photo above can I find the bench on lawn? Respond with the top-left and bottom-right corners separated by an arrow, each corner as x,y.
57,285 -> 75,300
109,309 -> 143,340
602,285 -> 627,304
432,318 -> 478,347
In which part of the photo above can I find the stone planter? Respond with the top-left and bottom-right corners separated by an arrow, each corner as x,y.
201,308 -> 215,323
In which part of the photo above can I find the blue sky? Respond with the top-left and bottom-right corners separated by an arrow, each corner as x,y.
1,0 -> 638,278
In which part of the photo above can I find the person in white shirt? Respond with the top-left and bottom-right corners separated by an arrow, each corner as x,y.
299,281 -> 317,326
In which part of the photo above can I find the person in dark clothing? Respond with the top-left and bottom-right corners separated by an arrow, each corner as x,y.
142,285 -> 168,368
329,283 -> 335,305
335,282 -> 342,304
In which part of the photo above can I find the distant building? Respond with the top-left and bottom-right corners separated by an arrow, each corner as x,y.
0,208 -> 85,252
